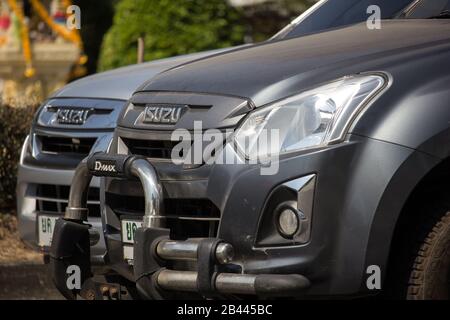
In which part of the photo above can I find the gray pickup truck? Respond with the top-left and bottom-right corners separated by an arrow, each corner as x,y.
19,0 -> 417,263
17,51 -> 225,263
50,2 -> 450,300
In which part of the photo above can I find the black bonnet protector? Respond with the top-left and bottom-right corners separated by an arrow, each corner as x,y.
120,91 -> 253,131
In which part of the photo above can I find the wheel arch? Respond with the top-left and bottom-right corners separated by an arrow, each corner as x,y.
365,153 -> 450,290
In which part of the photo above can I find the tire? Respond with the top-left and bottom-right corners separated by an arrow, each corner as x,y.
406,209 -> 450,300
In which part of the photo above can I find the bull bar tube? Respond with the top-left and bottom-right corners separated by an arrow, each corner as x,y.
50,152 -> 310,299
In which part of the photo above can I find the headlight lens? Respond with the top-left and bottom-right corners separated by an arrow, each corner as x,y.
233,74 -> 387,160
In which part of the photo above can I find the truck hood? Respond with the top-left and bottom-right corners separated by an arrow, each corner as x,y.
140,20 -> 450,107
52,48 -> 231,100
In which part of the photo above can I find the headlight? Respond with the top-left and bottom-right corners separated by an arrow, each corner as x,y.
233,74 -> 388,160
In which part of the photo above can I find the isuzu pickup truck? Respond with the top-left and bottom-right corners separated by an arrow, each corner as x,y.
50,6 -> 450,300
19,0 -> 418,263
17,51 -> 225,263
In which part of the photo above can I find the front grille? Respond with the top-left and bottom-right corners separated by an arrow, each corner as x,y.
39,136 -> 97,156
31,184 -> 100,217
122,137 -> 186,160
106,193 -> 220,239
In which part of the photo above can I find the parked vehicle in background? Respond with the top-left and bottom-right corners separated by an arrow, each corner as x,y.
17,51 -> 225,263
17,0 -> 427,264
51,6 -> 450,299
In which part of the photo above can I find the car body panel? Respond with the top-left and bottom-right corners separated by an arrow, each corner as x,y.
139,21 -> 450,107
137,20 -> 450,159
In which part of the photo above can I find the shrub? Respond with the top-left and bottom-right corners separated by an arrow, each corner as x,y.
241,0 -> 316,42
0,104 -> 37,210
98,0 -> 245,71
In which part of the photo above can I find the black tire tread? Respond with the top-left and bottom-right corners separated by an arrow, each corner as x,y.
406,209 -> 450,300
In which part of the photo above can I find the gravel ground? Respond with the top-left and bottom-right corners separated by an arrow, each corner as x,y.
0,214 -> 41,264
0,264 -> 64,300
0,214 -> 64,300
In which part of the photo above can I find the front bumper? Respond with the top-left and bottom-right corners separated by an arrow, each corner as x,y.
17,135 -> 109,264
51,134 -> 418,299
50,154 -> 312,299
17,162 -> 106,263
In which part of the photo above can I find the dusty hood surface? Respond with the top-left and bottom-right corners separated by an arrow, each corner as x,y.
140,20 -> 450,107
52,48 -> 230,100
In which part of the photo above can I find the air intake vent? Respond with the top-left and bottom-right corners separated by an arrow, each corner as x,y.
31,184 -> 100,217
106,193 -> 220,239
39,136 -> 96,156
122,137 -> 188,160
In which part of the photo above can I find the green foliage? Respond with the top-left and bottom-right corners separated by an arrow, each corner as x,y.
279,0 -> 316,16
242,0 -> 316,42
0,105 -> 37,210
98,0 -> 245,71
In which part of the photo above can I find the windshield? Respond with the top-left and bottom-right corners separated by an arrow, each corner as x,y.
276,0 -> 450,40
398,0 -> 450,18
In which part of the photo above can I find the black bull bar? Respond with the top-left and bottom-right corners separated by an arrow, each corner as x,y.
50,152 -> 310,299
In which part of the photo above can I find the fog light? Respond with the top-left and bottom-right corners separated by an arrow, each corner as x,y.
277,206 -> 300,238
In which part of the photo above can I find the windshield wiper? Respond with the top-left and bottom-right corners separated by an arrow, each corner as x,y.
428,10 -> 450,19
